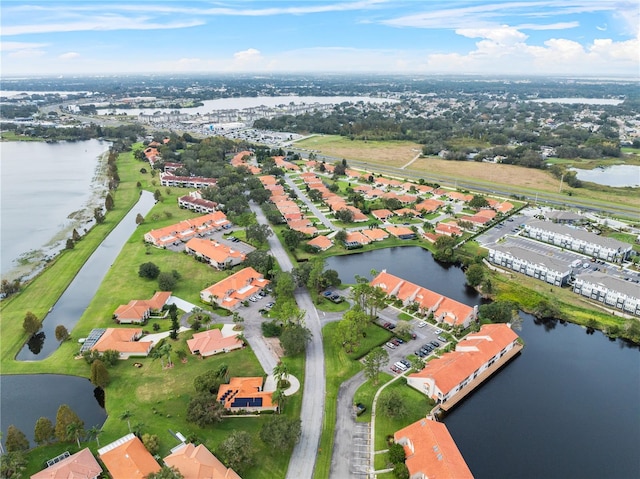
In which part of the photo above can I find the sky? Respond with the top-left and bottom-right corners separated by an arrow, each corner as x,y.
1,0 -> 639,77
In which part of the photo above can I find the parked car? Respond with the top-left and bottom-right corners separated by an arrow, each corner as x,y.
266,302 -> 275,309
430,341 -> 440,348
395,337 -> 404,344
323,291 -> 333,297
386,342 -> 396,349
400,359 -> 411,368
355,403 -> 367,416
394,362 -> 408,371
417,321 -> 426,328
391,338 -> 400,346
435,328 -> 442,334
437,336 -> 446,342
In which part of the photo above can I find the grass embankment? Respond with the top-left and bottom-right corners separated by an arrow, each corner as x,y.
0,131 -> 45,141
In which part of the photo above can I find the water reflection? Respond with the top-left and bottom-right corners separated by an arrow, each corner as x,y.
27,332 -> 46,355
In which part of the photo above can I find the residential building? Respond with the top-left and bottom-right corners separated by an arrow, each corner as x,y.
407,324 -> 520,404
415,199 -> 444,213
113,291 -> 171,324
523,220 -> 632,261
371,209 -> 394,221
91,328 -> 153,359
163,443 -> 241,479
435,222 -> 462,237
98,434 -> 161,479
144,212 -> 231,247
488,244 -> 572,286
385,225 -> 416,240
187,328 -> 244,357
217,377 -> 277,412
362,228 -> 389,242
394,419 -> 474,479
185,238 -> 246,270
573,271 -> 640,316
200,267 -> 270,310
31,448 -> 102,479
344,231 -> 371,248
307,235 -> 334,251
371,271 -> 477,328
160,172 -> 218,189
178,192 -> 218,214
545,210 -> 583,223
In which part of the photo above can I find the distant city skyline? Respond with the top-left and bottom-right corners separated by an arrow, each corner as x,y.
1,0 -> 638,77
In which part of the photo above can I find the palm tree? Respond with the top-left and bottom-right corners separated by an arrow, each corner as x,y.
87,425 -> 102,447
273,361 -> 289,387
271,388 -> 287,414
160,342 -> 173,368
66,422 -> 85,449
120,410 -> 132,433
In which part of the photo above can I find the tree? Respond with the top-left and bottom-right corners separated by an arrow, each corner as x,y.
259,416 -> 301,450
388,442 -> 406,464
105,192 -> 115,211
136,213 -> 145,225
433,235 -> 458,263
193,368 -> 226,394
55,404 -> 84,443
154,189 -> 163,201
283,228 -> 303,250
465,264 -> 485,287
335,208 -> 354,223
66,238 -> 75,249
0,278 -> 21,297
5,425 -> 29,452
393,462 -> 410,479
87,425 -> 103,447
479,301 -> 517,323
139,262 -> 160,279
22,311 -> 41,335
272,361 -> 290,386
335,230 -> 348,243
186,394 -> 225,427
142,433 -> 160,455
378,389 -> 408,419
90,359 -> 110,388
55,325 -> 69,342
469,195 -> 489,209
72,228 -> 81,242
120,410 -> 133,433
145,466 -> 184,479
158,271 -> 177,290
280,325 -> 312,356
217,431 -> 255,474
245,250 -> 275,276
34,417 -> 55,445
0,451 -> 26,479
272,300 -> 306,327
246,224 -> 272,245
94,207 -> 105,224
274,271 -> 296,300
66,422 -> 85,449
363,347 -> 389,385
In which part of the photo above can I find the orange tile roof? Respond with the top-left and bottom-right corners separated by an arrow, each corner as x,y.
259,175 -> 278,185
345,231 -> 371,245
217,377 -> 274,410
496,201 -> 514,213
145,212 -> 230,246
409,324 -> 519,397
200,267 -> 269,310
31,448 -> 102,479
307,235 -> 334,250
99,434 -> 161,479
344,206 -> 368,222
362,228 -> 389,241
422,232 -> 441,243
436,223 -> 463,236
394,208 -> 422,217
92,328 -> 152,355
371,209 -> 394,220
114,292 -> 171,322
459,214 -> 491,225
415,199 -> 444,212
185,238 -> 246,265
446,191 -> 474,202
187,328 -> 243,357
385,225 -> 415,238
475,209 -> 497,219
163,443 -> 241,479
394,419 -> 474,479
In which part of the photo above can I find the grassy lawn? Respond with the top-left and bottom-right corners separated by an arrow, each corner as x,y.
353,373 -> 393,423
346,324 -> 394,361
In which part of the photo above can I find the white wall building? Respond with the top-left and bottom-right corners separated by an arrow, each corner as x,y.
573,272 -> 640,316
488,244 -> 573,286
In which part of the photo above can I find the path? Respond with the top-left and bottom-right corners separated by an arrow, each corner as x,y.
283,175 -> 336,231
400,150 -> 422,170
250,202 -> 326,479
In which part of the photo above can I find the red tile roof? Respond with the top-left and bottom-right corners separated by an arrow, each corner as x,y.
31,448 -> 102,479
187,328 -> 243,357
98,434 -> 161,479
200,267 -> 270,310
163,443 -> 241,479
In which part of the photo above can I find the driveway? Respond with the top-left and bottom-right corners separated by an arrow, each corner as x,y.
283,175 -> 336,231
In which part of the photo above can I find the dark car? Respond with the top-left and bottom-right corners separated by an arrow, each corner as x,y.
323,291 -> 333,297
395,337 -> 404,344
355,403 -> 367,416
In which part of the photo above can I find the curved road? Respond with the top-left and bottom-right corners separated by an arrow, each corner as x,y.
250,202 -> 325,479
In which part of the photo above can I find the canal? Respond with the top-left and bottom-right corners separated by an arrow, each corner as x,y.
326,246 -> 640,479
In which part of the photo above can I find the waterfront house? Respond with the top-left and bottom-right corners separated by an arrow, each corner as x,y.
435,222 -> 463,237
307,235 -> 334,251
31,448 -> 102,479
573,271 -> 640,316
163,443 -> 241,479
217,377 -> 277,413
362,228 -> 389,242
113,291 -> 172,324
160,172 -> 218,189
385,225 -> 416,240
98,434 -> 161,479
407,324 -> 521,405
200,267 -> 270,310
187,328 -> 244,357
178,192 -> 218,214
185,238 -> 246,270
488,244 -> 572,286
394,419 -> 474,479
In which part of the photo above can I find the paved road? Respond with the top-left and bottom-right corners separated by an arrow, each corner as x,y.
250,202 -> 326,479
283,175 -> 336,231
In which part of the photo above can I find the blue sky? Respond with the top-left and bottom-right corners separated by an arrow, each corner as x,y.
1,1 -> 638,77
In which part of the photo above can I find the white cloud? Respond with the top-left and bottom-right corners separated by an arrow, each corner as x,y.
2,15 -> 204,36
516,21 -> 580,30
8,49 -> 46,59
0,41 -> 49,51
59,52 -> 80,60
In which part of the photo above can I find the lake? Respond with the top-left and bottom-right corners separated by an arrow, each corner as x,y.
0,374 -> 107,448
325,247 -> 640,479
0,140 -> 111,280
96,95 -> 395,116
571,165 -> 640,187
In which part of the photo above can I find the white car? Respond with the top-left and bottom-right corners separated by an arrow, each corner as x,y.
417,321 -> 426,328
435,328 -> 442,334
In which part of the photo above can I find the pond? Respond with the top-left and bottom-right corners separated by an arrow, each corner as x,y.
0,374 -> 107,448
325,246 -> 640,479
570,165 -> 640,187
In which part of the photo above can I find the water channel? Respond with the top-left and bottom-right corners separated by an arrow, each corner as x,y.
16,190 -> 156,360
326,246 -> 640,479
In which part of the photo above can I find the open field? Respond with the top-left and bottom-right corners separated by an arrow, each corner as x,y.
296,135 -> 423,168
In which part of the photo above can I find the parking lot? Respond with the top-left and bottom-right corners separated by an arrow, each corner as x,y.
162,227 -> 256,254
375,306 -> 450,375
349,422 -> 371,476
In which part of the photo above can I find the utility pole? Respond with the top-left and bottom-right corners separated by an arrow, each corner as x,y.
559,173 -> 565,193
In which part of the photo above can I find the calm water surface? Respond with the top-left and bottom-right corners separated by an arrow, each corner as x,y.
571,165 -> 640,187
0,374 -> 107,447
326,247 -> 640,479
0,140 -> 111,278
